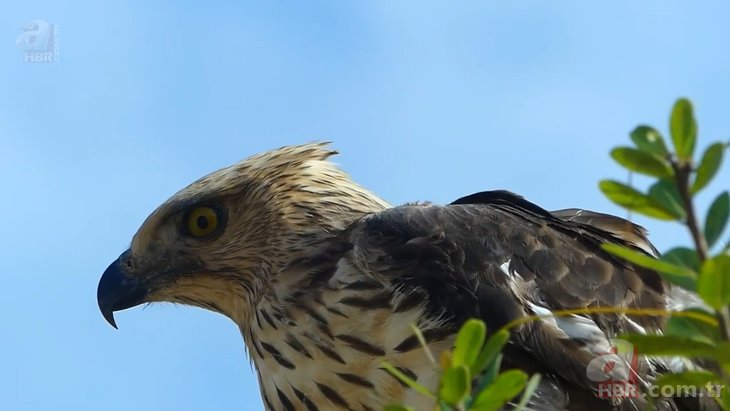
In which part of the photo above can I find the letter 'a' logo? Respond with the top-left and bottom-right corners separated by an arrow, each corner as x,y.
16,19 -> 51,51
16,19 -> 58,63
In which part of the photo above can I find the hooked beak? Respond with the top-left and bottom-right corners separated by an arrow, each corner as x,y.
97,251 -> 149,329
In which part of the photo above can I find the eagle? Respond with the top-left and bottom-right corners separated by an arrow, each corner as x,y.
97,143 -> 716,411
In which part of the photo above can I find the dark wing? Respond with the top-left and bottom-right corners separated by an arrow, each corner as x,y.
451,191 -> 667,333
550,207 -> 659,257
346,191 -> 713,410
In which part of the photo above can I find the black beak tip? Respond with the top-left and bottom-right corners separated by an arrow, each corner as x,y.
97,272 -> 120,329
97,252 -> 147,330
100,304 -> 119,329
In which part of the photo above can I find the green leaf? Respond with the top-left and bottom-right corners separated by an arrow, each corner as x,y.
470,354 -> 504,405
620,334 -> 728,361
610,147 -> 674,179
599,180 -> 643,206
480,354 -> 502,391
722,391 -> 730,411
453,319 -> 486,369
440,349 -> 453,370
692,142 -> 725,193
705,192 -> 730,249
648,180 -> 686,220
696,255 -> 730,310
470,370 -> 528,411
439,365 -> 470,405
670,98 -> 698,161
602,244 -> 697,290
471,330 -> 510,376
512,374 -> 541,411
657,371 -> 718,391
380,362 -> 435,399
384,405 -> 415,411
715,341 -> 730,368
661,247 -> 700,272
630,125 -> 669,157
598,180 -> 677,220
665,309 -> 721,344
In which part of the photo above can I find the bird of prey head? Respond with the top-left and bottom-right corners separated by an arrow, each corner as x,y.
98,143 -> 716,411
98,143 -> 388,327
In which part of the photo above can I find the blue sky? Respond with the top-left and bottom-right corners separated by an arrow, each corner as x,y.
1,1 -> 729,410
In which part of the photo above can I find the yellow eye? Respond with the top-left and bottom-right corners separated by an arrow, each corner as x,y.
186,206 -> 219,237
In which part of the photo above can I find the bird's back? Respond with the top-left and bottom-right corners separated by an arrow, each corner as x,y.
246,191 -> 718,410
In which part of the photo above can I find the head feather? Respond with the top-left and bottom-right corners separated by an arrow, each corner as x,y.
125,142 -> 389,323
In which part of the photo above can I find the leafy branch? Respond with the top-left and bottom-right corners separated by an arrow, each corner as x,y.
600,98 -> 730,408
383,320 -> 539,411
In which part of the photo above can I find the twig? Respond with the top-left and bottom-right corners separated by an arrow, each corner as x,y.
671,159 -> 730,342
672,161 -> 708,261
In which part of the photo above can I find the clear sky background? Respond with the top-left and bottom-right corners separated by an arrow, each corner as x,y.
1,1 -> 729,410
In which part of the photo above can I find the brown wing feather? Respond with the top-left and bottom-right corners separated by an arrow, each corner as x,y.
450,191 -> 666,318
551,208 -> 659,257
346,191 -> 693,408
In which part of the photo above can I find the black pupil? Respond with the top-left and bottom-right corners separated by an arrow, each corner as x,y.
196,215 -> 209,230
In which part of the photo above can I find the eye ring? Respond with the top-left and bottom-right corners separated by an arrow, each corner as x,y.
185,206 -> 220,238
